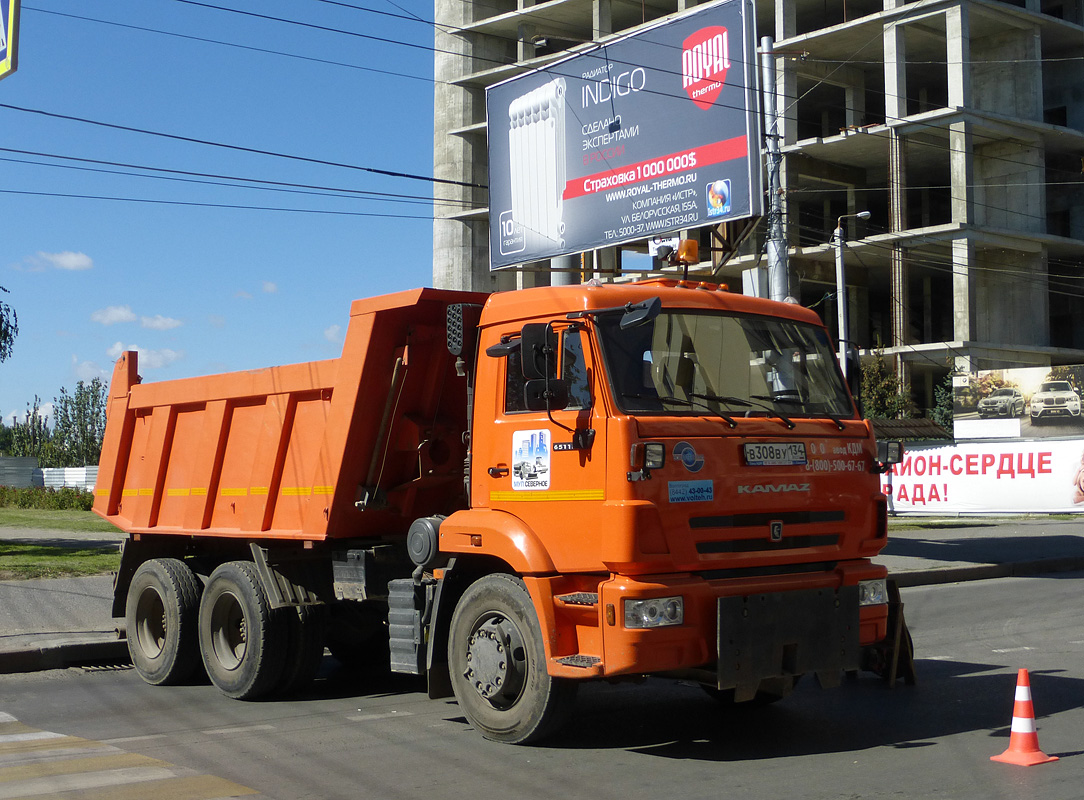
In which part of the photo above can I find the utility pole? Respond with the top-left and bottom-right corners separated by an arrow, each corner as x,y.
833,210 -> 870,380
760,36 -> 787,302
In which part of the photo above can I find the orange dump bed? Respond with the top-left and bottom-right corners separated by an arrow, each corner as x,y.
94,288 -> 488,541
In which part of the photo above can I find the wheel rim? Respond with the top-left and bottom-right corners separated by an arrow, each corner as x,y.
463,612 -> 528,709
209,590 -> 247,671
134,586 -> 167,659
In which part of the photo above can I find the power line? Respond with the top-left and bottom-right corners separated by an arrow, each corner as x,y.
0,187 -> 434,218
0,102 -> 483,189
0,146 -> 472,207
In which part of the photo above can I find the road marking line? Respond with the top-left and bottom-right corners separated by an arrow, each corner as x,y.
0,732 -> 66,744
102,734 -> 169,745
0,716 -> 14,725
0,745 -> 119,767
0,751 -> 165,783
200,724 -> 276,736
992,646 -> 1034,653
0,766 -> 176,799
346,711 -> 413,722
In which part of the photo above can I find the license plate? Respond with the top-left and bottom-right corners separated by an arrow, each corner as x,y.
743,442 -> 807,466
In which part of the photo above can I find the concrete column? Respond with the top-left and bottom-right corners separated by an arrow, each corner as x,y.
593,0 -> 612,39
776,0 -> 796,40
952,238 -> 974,342
945,5 -> 971,110
949,121 -> 973,225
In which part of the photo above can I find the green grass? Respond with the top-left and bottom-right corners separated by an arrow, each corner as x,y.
0,540 -> 121,579
0,507 -> 122,533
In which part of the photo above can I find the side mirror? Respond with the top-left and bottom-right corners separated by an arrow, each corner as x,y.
620,297 -> 662,330
524,378 -> 569,411
520,323 -> 557,380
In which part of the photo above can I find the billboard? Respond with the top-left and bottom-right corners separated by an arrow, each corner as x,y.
952,364 -> 1084,440
486,0 -> 761,269
0,0 -> 19,82
883,439 -> 1084,514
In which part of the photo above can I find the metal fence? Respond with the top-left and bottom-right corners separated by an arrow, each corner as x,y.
0,458 -> 98,491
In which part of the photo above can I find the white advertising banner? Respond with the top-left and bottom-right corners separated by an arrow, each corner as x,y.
883,438 -> 1084,514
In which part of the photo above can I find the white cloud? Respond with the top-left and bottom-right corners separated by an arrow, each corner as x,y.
35,251 -> 94,271
234,290 -> 253,300
72,355 -> 109,383
324,324 -> 342,343
208,314 -> 226,329
107,342 -> 183,369
141,314 -> 182,331
7,402 -> 55,425
91,305 -> 137,325
262,281 -> 278,294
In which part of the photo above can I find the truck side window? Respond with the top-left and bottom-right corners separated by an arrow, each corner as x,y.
503,329 -> 591,413
504,348 -> 530,413
563,329 -> 591,410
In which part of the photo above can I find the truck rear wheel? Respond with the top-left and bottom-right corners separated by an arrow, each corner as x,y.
126,558 -> 202,685
448,574 -> 577,744
198,561 -> 286,700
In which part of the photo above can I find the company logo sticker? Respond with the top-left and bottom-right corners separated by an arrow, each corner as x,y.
706,179 -> 731,217
682,26 -> 731,109
669,480 -> 713,503
511,429 -> 551,491
673,441 -> 705,473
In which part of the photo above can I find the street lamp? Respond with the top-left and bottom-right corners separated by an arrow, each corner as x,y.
833,210 -> 870,381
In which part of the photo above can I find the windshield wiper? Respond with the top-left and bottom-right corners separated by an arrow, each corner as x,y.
621,392 -> 737,428
694,392 -> 796,430
748,393 -> 847,431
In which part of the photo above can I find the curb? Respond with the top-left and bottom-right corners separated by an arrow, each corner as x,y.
0,636 -> 129,675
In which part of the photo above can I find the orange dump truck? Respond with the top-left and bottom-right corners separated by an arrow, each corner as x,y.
95,280 -> 904,743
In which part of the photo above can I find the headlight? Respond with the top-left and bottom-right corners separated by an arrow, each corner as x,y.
858,578 -> 888,606
624,596 -> 684,628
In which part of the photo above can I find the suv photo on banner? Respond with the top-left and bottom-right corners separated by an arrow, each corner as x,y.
485,0 -> 761,269
953,365 -> 1084,440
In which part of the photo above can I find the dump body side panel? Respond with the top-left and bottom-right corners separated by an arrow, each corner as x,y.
93,287 -> 488,541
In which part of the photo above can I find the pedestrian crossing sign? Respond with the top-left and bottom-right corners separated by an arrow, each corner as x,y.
0,0 -> 19,82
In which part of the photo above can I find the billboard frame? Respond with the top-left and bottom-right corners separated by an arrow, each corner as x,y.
0,0 -> 19,82
486,0 -> 762,271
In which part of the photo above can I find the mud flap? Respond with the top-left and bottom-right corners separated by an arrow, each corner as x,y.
717,586 -> 860,702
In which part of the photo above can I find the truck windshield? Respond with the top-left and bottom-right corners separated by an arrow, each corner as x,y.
597,310 -> 854,419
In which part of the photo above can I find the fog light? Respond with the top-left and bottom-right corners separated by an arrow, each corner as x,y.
624,596 -> 684,628
858,578 -> 888,606
644,442 -> 665,470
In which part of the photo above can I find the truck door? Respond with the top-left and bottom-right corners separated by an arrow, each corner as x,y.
478,323 -> 609,571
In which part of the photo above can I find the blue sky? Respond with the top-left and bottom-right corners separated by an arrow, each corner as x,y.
0,0 -> 437,424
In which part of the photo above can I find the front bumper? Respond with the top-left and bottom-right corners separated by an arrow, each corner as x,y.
551,563 -> 889,681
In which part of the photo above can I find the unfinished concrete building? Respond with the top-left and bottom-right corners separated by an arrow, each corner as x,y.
433,0 -> 1084,411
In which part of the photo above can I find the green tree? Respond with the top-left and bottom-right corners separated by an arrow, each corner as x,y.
928,373 -> 954,429
51,379 -> 108,467
0,420 -> 13,456
10,397 -> 55,466
859,352 -> 912,419
1046,365 -> 1084,391
0,285 -> 16,363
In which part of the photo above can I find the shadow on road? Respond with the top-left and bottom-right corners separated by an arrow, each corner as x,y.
521,659 -> 1080,758
881,534 -> 1084,566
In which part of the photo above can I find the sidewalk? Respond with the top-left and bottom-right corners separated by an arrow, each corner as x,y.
1,517 -> 1083,673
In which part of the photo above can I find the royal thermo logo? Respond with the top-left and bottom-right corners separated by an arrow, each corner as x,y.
682,27 -> 731,109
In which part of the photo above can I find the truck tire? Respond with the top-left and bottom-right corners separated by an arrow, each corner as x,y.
277,605 -> 327,696
126,558 -> 203,686
448,574 -> 577,744
198,561 -> 286,700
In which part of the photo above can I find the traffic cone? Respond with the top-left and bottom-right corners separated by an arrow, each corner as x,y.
990,669 -> 1059,766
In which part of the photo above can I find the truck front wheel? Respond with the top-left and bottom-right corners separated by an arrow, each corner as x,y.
198,561 -> 286,700
448,574 -> 577,744
126,558 -> 202,685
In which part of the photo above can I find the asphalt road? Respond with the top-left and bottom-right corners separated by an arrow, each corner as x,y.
1,573 -> 1082,800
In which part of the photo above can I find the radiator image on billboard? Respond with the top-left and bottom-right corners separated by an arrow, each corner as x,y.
508,78 -> 566,249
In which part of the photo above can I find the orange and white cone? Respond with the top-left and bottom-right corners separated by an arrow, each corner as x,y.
991,669 -> 1058,766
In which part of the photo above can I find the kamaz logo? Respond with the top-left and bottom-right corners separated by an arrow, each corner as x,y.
737,483 -> 811,494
